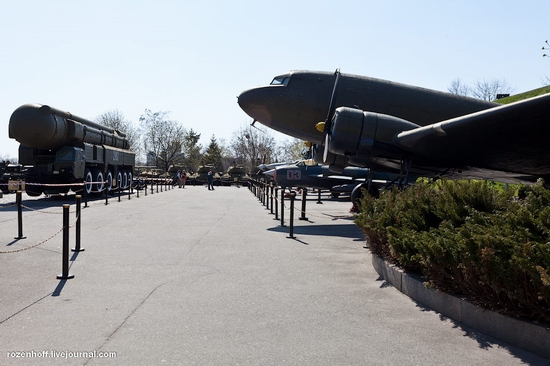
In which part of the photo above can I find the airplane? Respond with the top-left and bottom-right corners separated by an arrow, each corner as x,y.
238,70 -> 550,184
256,161 -> 296,175
264,159 -> 400,199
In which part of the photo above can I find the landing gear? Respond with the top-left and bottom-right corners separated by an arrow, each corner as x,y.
397,157 -> 413,189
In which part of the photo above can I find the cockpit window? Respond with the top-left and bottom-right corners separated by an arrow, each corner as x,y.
270,76 -> 290,86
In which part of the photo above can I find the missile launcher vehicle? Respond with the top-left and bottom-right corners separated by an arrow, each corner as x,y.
9,104 -> 135,196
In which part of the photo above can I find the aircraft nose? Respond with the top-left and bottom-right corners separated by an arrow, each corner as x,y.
237,88 -> 272,123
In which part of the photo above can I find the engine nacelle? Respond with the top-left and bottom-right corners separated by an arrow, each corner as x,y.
313,144 -> 348,173
328,107 -> 420,166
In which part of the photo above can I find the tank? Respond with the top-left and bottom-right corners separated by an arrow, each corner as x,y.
8,104 -> 135,196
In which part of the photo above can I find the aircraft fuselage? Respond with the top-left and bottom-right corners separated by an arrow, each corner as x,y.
238,70 -> 497,144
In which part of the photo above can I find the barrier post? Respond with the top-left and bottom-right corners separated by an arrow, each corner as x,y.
14,191 -> 26,240
265,183 -> 270,210
287,191 -> 296,239
83,184 -> 89,208
317,190 -> 323,204
274,187 -> 279,220
72,195 -> 84,252
299,187 -> 308,221
280,187 -> 286,227
151,179 -> 154,194
57,204 -> 74,280
270,183 -> 274,215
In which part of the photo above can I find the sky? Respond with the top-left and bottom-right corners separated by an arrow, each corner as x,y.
1,0 -> 549,160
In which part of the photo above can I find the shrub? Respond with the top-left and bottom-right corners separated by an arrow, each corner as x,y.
354,179 -> 550,323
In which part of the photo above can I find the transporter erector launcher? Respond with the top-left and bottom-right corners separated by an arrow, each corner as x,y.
9,103 -> 135,196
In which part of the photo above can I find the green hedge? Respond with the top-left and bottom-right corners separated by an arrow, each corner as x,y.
354,179 -> 550,323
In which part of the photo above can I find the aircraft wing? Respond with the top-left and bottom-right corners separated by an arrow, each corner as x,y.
314,174 -> 357,181
393,93 -> 550,177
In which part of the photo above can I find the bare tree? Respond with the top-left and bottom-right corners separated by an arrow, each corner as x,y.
276,138 -> 307,162
230,124 -> 277,174
542,40 -> 550,58
448,78 -> 470,96
140,109 -> 186,172
448,78 -> 514,101
470,78 -> 514,101
542,41 -> 550,85
96,110 -> 140,155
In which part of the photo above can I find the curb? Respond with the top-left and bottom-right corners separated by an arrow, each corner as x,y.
371,254 -> 550,360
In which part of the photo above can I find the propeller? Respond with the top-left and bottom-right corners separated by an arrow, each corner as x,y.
321,69 -> 341,163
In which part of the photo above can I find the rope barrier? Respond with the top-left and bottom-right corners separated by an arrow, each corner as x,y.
0,202 -> 17,210
0,212 -> 80,254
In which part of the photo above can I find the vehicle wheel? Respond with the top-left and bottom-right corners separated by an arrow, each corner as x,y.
127,171 -> 133,189
26,186 -> 43,197
106,170 -> 113,192
84,168 -> 93,195
93,169 -> 104,193
117,171 -> 123,191
122,171 -> 128,189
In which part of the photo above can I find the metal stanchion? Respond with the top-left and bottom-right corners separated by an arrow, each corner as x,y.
287,191 -> 296,239
14,191 -> 26,240
270,183 -> 274,214
317,190 -> 323,204
57,204 -> 75,280
274,187 -> 279,220
280,187 -> 286,227
299,187 -> 308,221
72,195 -> 84,252
83,184 -> 89,208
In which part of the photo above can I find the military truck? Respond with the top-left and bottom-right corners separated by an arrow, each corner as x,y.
9,104 -> 135,196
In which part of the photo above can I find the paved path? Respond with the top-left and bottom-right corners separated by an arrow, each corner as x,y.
0,186 -> 548,365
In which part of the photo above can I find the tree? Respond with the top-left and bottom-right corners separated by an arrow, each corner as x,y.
542,40 -> 550,85
139,109 -> 186,172
542,40 -> 550,58
447,78 -> 514,101
276,138 -> 307,162
96,110 -> 140,153
181,129 -> 202,172
470,78 -> 514,101
230,125 -> 277,174
447,78 -> 470,96
202,135 -> 224,172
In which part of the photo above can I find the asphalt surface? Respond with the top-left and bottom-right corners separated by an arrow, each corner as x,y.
0,185 -> 548,365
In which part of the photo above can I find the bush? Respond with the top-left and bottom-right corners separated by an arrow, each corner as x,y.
354,179 -> 550,323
